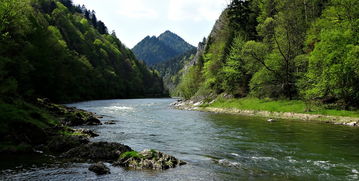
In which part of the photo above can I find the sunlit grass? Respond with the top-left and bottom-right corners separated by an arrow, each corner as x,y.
207,97 -> 359,118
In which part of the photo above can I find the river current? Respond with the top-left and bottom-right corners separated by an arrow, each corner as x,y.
1,98 -> 359,180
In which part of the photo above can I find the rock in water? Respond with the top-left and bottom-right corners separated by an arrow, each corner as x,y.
89,162 -> 110,175
104,120 -> 117,125
114,149 -> 186,170
61,142 -> 132,162
344,121 -> 358,126
267,118 -> 276,122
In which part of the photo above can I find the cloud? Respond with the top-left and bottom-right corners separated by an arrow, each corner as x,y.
116,0 -> 160,19
168,0 -> 227,21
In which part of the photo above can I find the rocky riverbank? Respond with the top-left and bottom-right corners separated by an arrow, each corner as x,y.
171,99 -> 359,127
1,98 -> 185,175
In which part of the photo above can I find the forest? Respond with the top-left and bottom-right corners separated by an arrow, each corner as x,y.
0,0 -> 165,103
176,0 -> 359,110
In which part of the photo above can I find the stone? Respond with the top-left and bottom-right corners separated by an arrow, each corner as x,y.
61,142 -> 132,162
345,121 -> 358,126
267,118 -> 276,122
89,162 -> 110,175
114,149 -> 186,170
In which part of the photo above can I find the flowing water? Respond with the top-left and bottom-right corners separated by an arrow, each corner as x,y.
1,98 -> 359,180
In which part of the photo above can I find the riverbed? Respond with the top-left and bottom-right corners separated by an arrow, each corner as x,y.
1,98 -> 359,180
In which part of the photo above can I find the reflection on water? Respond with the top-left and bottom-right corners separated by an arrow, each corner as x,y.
1,98 -> 359,180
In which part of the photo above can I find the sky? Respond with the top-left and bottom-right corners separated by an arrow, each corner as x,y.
72,0 -> 229,48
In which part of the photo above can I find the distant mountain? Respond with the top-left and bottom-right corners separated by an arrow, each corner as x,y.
132,31 -> 196,65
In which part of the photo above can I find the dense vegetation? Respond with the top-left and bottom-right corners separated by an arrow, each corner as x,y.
0,0 -> 165,103
132,30 -> 195,66
176,0 -> 359,110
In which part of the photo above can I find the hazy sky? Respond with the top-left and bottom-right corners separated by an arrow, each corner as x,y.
72,0 -> 229,48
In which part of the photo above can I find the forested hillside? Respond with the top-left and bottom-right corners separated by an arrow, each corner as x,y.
0,0 -> 165,103
176,0 -> 359,110
153,48 -> 197,95
132,31 -> 195,66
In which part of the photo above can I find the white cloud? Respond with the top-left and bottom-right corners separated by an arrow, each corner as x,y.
116,0 -> 160,19
168,0 -> 227,21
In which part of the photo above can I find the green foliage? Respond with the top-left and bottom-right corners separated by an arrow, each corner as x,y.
0,0 -> 165,102
303,0 -> 359,108
221,35 -> 248,96
175,0 -> 358,110
177,65 -> 203,99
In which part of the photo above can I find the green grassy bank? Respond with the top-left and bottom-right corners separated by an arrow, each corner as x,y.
201,98 -> 359,121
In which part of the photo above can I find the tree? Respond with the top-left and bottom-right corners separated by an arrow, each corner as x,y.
221,36 -> 249,96
302,0 -> 359,108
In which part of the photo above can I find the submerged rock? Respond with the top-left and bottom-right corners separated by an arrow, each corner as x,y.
104,120 -> 117,125
61,142 -> 132,162
217,159 -> 241,168
89,162 -> 110,175
114,149 -> 186,170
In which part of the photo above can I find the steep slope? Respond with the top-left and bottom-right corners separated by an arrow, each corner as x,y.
132,31 -> 195,65
0,0 -> 165,103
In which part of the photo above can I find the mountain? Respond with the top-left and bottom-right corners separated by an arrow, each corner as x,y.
132,31 -> 196,66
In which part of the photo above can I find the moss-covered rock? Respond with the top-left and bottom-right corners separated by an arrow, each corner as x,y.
36,98 -> 101,126
114,149 -> 186,170
61,142 -> 132,162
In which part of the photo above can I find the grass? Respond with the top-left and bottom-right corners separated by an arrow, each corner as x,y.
206,97 -> 359,118
119,151 -> 144,160
0,101 -> 57,133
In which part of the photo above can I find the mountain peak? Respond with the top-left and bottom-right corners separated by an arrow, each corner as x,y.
132,31 -> 196,66
160,30 -> 175,36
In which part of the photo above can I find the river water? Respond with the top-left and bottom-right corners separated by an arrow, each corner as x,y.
1,98 -> 359,180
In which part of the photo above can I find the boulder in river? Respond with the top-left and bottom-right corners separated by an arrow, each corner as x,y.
89,162 -> 111,175
61,142 -> 132,162
114,149 -> 186,170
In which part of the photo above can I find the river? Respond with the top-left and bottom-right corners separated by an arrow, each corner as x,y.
1,98 -> 359,180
